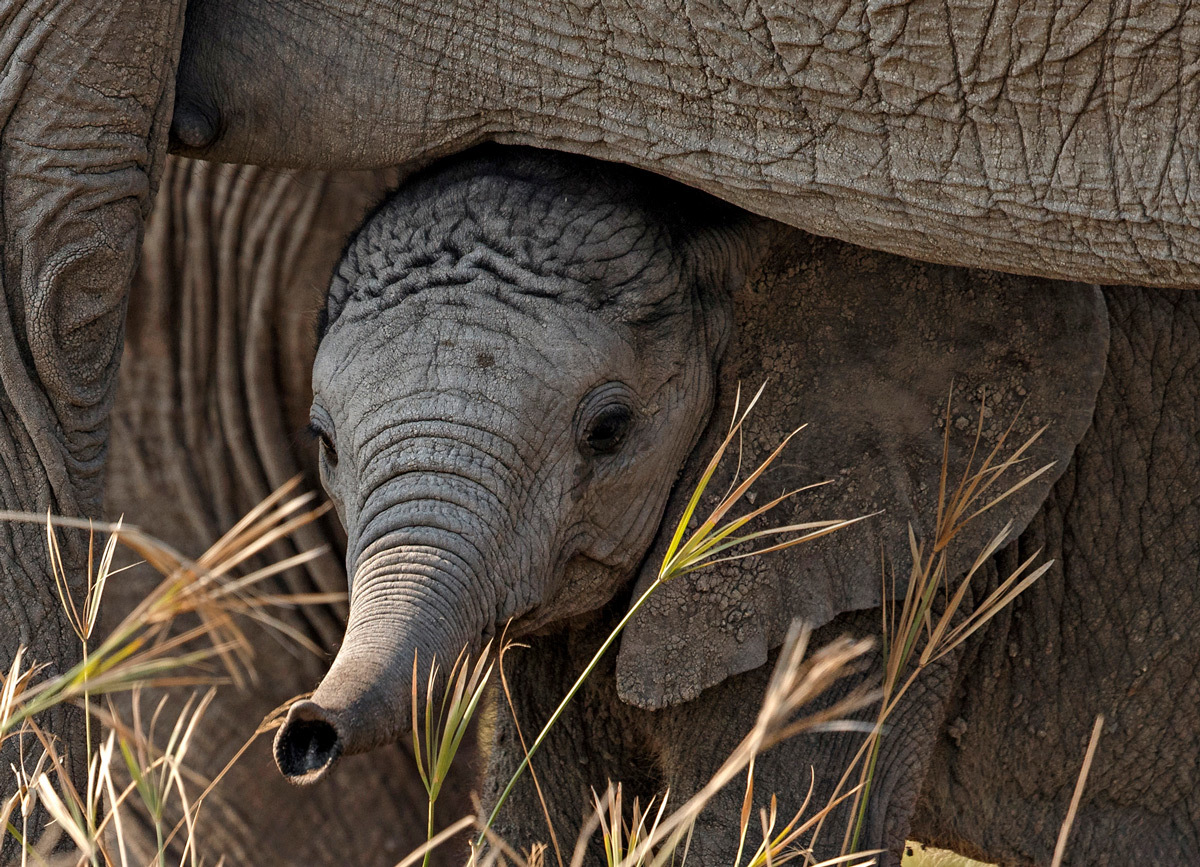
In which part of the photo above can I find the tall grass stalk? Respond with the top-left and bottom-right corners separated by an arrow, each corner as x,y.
412,644 -> 495,867
495,637 -> 565,867
609,624 -> 878,867
1049,715 -> 1104,867
834,397 -> 1057,856
477,384 -> 868,847
1,478 -> 342,865
445,624 -> 876,867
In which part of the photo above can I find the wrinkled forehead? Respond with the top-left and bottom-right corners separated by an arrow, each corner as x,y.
324,285 -> 633,364
324,156 -> 690,334
313,284 -> 642,426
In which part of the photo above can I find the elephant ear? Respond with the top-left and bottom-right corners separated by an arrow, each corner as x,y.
616,230 -> 1109,709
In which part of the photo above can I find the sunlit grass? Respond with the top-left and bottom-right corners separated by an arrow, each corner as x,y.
1,392 -> 1107,867
432,386 -> 1097,867
432,624 -> 877,867
413,644 -> 496,867
903,844 -> 994,867
0,479 -> 342,865
831,396 -> 1058,857
579,624 -> 878,867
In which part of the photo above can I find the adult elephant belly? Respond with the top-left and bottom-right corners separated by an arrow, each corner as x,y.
173,0 -> 1200,292
101,157 -> 468,866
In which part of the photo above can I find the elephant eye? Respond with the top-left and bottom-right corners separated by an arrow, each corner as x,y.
580,404 -> 635,457
319,432 -> 338,467
308,418 -> 338,467
576,382 -> 638,458
583,406 -> 633,455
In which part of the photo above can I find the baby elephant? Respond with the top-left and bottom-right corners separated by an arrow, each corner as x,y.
274,146 -> 758,778
273,146 -> 1108,864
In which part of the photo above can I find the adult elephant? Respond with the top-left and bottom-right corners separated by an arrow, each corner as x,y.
0,0 -> 1196,863
170,0 -> 1200,291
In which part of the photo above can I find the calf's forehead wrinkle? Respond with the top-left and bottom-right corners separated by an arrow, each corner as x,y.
326,157 -> 697,330
313,297 -> 643,437
371,151 -> 667,251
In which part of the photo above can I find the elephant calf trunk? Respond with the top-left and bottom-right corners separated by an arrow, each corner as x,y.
274,699 -> 346,783
274,634 -> 418,784
274,543 -> 485,784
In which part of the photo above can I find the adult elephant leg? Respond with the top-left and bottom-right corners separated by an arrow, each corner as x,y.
915,287 -> 1200,865
105,157 -> 468,866
651,609 -> 963,866
0,0 -> 183,824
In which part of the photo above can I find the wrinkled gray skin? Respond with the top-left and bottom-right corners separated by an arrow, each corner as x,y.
171,0 -> 1200,290
2,0 -> 1198,863
270,147 -> 1200,866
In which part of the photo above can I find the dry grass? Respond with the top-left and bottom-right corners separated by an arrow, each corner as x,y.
1049,715 -> 1104,867
2,391 -> 1104,867
575,625 -> 879,867
1,479 -> 342,866
824,396 -> 1060,857
441,388 -> 1088,867
428,626 -> 878,867
476,383 -> 870,852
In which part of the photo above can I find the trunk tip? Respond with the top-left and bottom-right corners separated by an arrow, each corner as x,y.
274,699 -> 344,784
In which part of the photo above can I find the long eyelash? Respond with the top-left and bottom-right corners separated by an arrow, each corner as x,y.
305,421 -> 337,456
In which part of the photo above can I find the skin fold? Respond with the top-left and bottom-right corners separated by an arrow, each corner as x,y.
170,0 -> 1200,290
260,146 -> 1200,866
0,0 -> 186,840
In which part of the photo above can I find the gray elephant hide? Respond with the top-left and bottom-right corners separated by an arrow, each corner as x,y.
618,228 -> 1109,708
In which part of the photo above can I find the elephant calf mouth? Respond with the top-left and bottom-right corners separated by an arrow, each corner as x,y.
274,700 -> 345,784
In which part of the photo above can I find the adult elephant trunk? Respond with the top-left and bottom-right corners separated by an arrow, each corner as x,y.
0,0 -> 184,846
274,493 -> 502,784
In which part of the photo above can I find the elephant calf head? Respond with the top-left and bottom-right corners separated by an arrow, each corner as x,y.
273,147 -> 760,782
